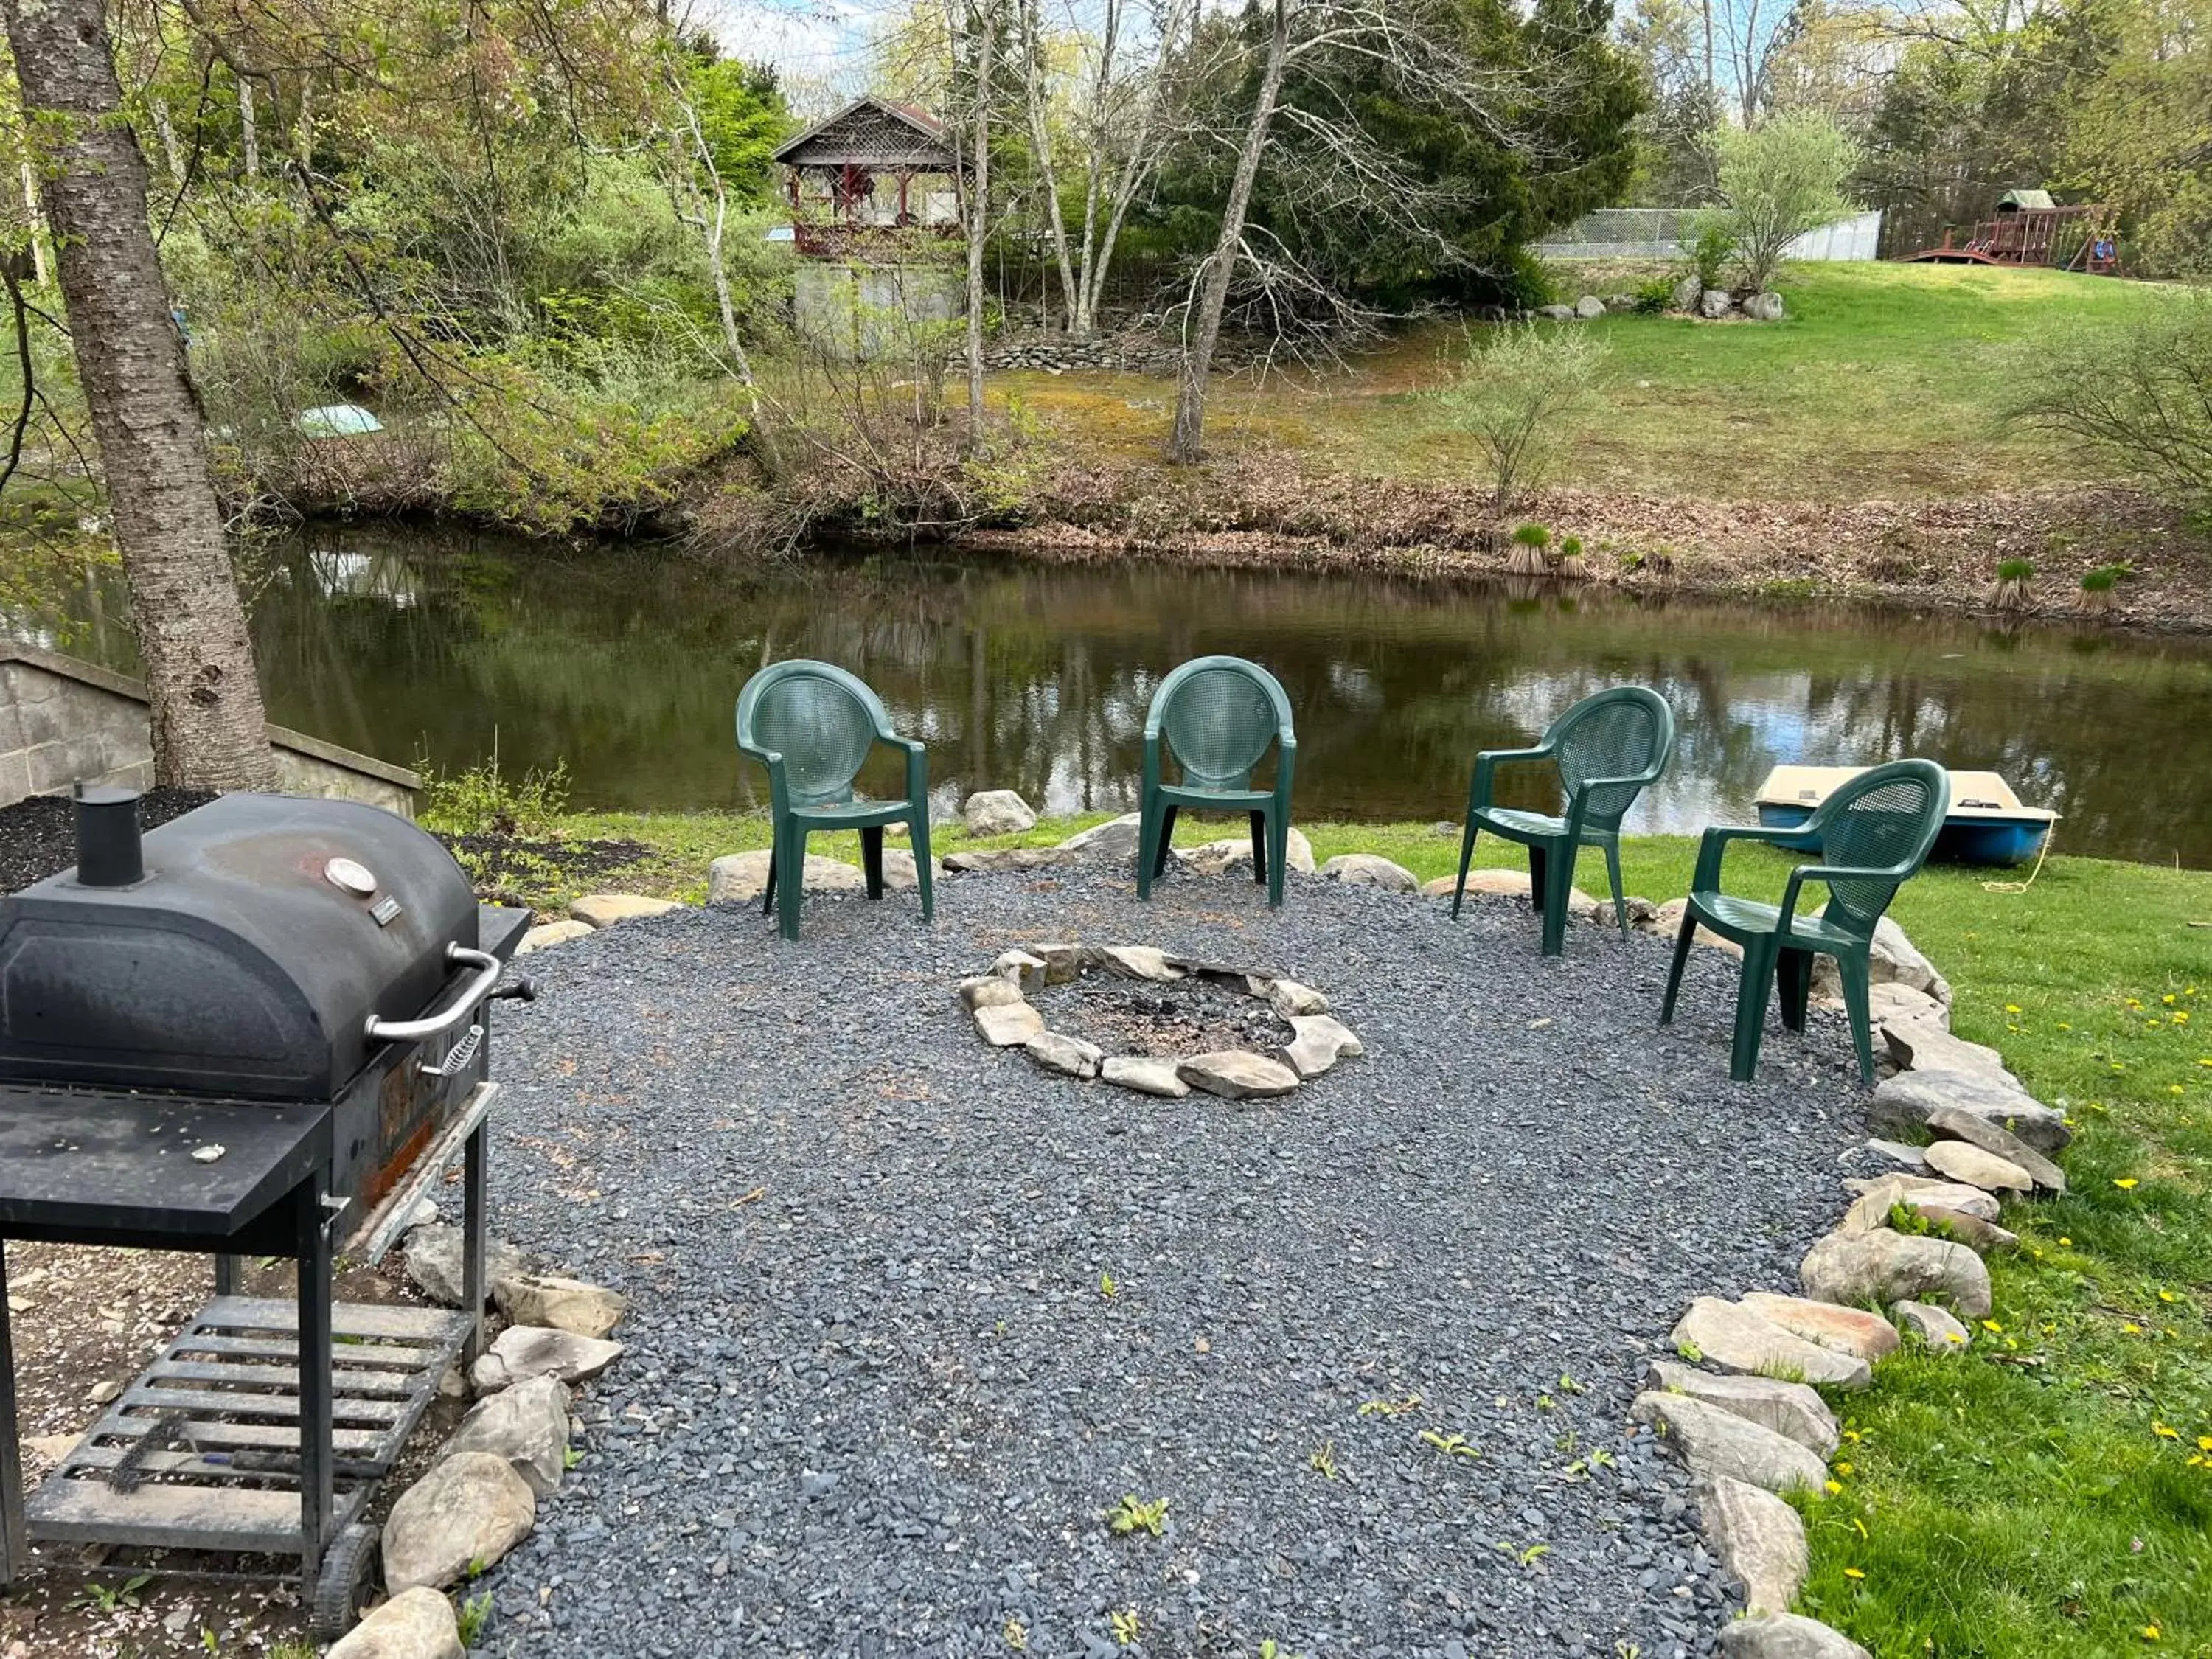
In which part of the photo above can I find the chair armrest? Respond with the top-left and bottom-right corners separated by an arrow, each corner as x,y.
889,735 -> 929,804
1468,745 -> 1553,813
1563,768 -> 1663,839
1691,824 -> 1802,893
737,740 -> 790,817
1776,861 -> 1916,932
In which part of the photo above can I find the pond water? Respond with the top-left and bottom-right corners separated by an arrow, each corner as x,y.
15,524 -> 2212,866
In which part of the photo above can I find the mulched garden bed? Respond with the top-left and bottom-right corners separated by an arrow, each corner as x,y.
0,788 -> 217,894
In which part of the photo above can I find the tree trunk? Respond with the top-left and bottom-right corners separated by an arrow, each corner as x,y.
1166,0 -> 1287,465
238,73 -> 259,178
1020,0 -> 1079,332
3,0 -> 276,790
965,0 -> 994,446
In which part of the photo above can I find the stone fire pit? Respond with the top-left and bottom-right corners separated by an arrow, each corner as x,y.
960,942 -> 1364,1099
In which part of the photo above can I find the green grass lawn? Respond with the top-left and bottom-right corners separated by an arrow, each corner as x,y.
1004,262 -> 2177,503
497,808 -> 2211,1655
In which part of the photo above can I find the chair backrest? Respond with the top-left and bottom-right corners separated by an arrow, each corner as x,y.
1148,656 -> 1293,790
735,659 -> 888,806
1549,686 -> 1676,830
1807,759 -> 1950,936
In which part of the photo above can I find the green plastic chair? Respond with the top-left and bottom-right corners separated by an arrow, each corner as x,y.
735,659 -> 933,941
1453,686 -> 1677,955
1660,759 -> 1950,1082
1137,656 -> 1297,908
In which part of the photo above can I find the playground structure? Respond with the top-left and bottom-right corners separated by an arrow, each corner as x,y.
1901,190 -> 2121,274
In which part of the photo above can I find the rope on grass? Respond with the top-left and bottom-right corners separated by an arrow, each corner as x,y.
1980,822 -> 2053,896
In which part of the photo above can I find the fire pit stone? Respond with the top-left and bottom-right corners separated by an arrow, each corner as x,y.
963,941 -> 1362,1099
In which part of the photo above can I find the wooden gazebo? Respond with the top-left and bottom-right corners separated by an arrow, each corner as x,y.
773,97 -> 962,258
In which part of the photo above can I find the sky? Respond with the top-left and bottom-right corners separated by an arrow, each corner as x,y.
702,0 -> 894,105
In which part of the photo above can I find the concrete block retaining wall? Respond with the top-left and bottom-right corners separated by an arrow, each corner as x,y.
1,642 -> 420,817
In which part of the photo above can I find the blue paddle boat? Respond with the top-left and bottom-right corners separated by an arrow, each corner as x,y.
1755,765 -> 2056,867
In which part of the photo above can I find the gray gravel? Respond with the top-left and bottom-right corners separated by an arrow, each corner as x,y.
474,863 -> 1868,1659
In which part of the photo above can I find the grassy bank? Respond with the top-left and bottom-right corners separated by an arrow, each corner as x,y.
1006,262 -> 2174,503
490,806 -> 2211,1654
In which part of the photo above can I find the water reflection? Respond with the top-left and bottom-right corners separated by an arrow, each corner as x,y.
14,525 -> 2212,866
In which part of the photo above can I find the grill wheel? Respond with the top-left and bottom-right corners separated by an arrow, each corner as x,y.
309,1520 -> 380,1641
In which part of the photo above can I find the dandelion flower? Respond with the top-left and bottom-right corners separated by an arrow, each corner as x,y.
1843,1568 -> 1865,1581
2141,1626 -> 2160,1642
1835,1461 -> 1854,1475
2154,1422 -> 2180,1439
2159,1290 -> 2179,1302
1824,1479 -> 1842,1495
2005,1004 -> 2022,1014
1981,1319 -> 2003,1332
2197,1436 -> 2212,1451
2115,1177 -> 2140,1189
2123,1322 -> 2142,1335
2059,1237 -> 2073,1246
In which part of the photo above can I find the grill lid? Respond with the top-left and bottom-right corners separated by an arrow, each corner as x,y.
0,793 -> 479,1100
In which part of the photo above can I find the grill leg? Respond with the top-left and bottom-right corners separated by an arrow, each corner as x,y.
294,1179 -> 333,1596
462,1116 -> 490,1366
0,1241 -> 24,1589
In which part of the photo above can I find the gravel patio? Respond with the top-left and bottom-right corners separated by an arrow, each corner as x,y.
472,861 -> 1871,1659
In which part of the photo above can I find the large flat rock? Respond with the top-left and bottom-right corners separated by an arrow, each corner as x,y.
1739,1292 -> 1900,1363
382,1450 -> 536,1592
1630,1391 -> 1828,1495
1669,1297 -> 1871,1390
1865,1069 -> 2070,1152
1717,1613 -> 1872,1659
1178,1050 -> 1300,1100
1644,1360 -> 1838,1457
1924,1138 -> 2034,1195
706,851 -> 866,905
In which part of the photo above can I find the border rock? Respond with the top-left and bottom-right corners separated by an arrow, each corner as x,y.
442,1374 -> 572,1498
1717,1613 -> 1872,1659
1895,1300 -> 1972,1351
1865,1071 -> 2070,1153
706,851 -> 866,905
1024,1030 -> 1104,1079
1923,1139 -> 2032,1195
1697,1474 -> 1807,1614
1630,1391 -> 1827,1495
381,1451 -> 536,1593
1644,1361 -> 1838,1457
1669,1297 -> 1871,1390
490,1272 -> 627,1340
568,894 -> 680,928
326,1586 -> 465,1659
1318,853 -> 1419,892
961,790 -> 1036,835
974,1003 -> 1045,1047
1800,1228 -> 1991,1318
1099,1057 -> 1189,1097
1925,1105 -> 2066,1193
470,1326 -> 624,1394
1739,1292 -> 1900,1363
516,919 -> 593,956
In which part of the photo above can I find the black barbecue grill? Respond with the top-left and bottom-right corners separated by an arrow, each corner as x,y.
0,787 -> 532,1637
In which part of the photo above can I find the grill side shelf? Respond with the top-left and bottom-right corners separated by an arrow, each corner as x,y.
27,1294 -> 473,1554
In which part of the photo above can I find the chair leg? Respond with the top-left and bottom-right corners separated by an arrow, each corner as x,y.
1528,845 -> 1547,917
1837,953 -> 1876,1085
776,825 -> 805,942
1451,821 -> 1478,919
860,827 -> 886,900
1248,811 -> 1267,888
1659,908 -> 1696,1025
760,844 -> 778,917
910,813 -> 935,924
1136,798 -> 1161,900
1265,813 -> 1287,909
1604,840 -> 1628,934
1540,841 -> 1576,956
1775,947 -> 1812,1032
1153,804 -> 1181,880
1730,940 -> 1778,1082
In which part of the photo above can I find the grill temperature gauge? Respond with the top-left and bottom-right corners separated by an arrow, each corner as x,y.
324,856 -> 378,897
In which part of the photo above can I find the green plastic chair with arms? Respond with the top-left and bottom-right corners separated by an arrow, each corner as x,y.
1659,757 -> 1949,1083
735,659 -> 934,942
1452,686 -> 1676,955
1137,656 -> 1297,908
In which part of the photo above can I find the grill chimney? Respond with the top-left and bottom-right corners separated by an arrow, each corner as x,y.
73,782 -> 145,888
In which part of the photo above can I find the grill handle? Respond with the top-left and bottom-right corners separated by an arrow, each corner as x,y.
363,945 -> 505,1045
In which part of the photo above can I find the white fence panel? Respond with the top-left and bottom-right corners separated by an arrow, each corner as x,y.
1534,207 -> 1883,262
